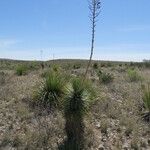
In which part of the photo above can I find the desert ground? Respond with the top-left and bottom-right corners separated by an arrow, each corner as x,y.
0,59 -> 150,150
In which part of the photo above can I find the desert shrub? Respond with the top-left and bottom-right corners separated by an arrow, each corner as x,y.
100,119 -> 109,134
16,65 -> 27,76
73,63 -> 81,69
0,71 -> 5,85
41,70 -> 51,78
143,60 -> 150,68
40,62 -> 45,69
29,61 -> 40,70
127,68 -> 141,82
130,62 -> 134,67
93,62 -> 98,69
141,83 -> 150,122
34,72 -> 66,109
116,67 -> 126,73
52,64 -> 60,72
100,63 -> 106,67
131,138 -> 139,150
97,71 -> 114,84
106,62 -> 113,67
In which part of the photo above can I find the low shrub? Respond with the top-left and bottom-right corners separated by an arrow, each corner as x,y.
52,64 -> 60,72
16,65 -> 27,76
41,70 -> 51,78
97,70 -> 114,84
127,68 -> 141,82
93,63 -> 99,70
143,61 -> 150,68
73,63 -> 81,69
0,71 -> 5,85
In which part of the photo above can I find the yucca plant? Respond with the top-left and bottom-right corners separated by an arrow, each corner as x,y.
142,83 -> 150,122
34,72 -> 66,109
60,78 -> 93,150
64,78 -> 90,117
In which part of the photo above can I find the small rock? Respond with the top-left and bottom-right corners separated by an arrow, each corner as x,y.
101,138 -> 107,142
96,122 -> 101,129
98,144 -> 104,150
122,143 -> 129,150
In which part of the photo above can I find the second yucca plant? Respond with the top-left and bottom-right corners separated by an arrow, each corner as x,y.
35,72 -> 66,109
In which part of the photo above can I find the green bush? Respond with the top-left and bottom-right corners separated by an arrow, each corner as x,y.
93,62 -> 99,69
73,63 -> 81,69
52,64 -> 60,72
127,68 -> 141,82
29,61 -> 40,70
143,60 -> 150,68
16,65 -> 27,76
97,71 -> 114,84
34,72 -> 66,109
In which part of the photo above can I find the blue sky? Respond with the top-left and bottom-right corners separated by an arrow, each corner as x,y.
0,0 -> 150,61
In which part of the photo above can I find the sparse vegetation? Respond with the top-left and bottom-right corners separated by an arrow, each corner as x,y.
97,70 -> 114,83
0,71 -> 5,85
1,0 -> 150,149
127,68 -> 141,82
93,62 -> 99,69
1,59 -> 150,149
52,64 -> 60,72
16,65 -> 27,76
141,83 -> 150,122
73,63 -> 81,69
